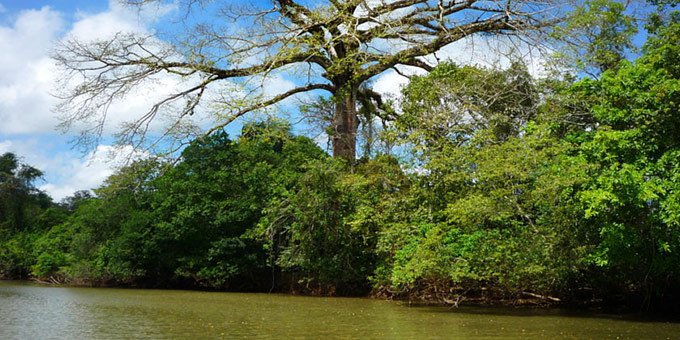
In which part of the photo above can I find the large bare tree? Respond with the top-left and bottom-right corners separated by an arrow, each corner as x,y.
54,0 -> 563,161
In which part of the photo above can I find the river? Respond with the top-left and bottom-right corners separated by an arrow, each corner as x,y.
0,281 -> 677,339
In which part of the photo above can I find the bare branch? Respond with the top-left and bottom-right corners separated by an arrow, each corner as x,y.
53,0 -> 564,160
203,82 -> 334,137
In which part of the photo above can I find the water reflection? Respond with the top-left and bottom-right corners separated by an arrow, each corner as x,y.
0,281 -> 677,339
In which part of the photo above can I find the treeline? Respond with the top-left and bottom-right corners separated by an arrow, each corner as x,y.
3,19 -> 680,311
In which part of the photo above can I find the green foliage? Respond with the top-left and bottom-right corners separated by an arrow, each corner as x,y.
377,119 -> 591,298
373,23 -> 680,306
0,153 -> 53,279
0,152 -> 49,233
25,119 -> 328,289
257,155 -> 408,293
399,62 -> 537,151
551,0 -> 638,75
3,11 -> 680,311
31,222 -> 78,279
0,232 -> 38,279
568,22 -> 680,302
155,120 -> 327,288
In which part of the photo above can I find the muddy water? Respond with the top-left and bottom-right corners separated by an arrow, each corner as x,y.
0,281 -> 677,339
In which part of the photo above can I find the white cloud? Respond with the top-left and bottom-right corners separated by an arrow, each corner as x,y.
0,2 -> 180,201
372,36 -> 550,100
0,2 -> 205,201
261,74 -> 297,98
0,138 -> 59,180
0,7 -> 64,134
431,36 -> 550,77
38,144 -> 147,201
70,0 -> 176,40
372,65 -> 426,100
0,138 -> 147,201
69,1 -> 149,42
60,2 -> 191,135
0,1 -> 182,136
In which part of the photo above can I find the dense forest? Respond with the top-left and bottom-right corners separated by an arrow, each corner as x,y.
2,1 -> 680,312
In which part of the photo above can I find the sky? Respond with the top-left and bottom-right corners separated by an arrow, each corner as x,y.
0,0 -> 175,200
0,0 -> 551,201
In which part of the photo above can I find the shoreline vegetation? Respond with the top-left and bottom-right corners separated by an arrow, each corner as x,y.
5,281 -> 680,340
0,278 -> 661,317
4,15 -> 680,315
0,278 -> 596,309
13,275 -> 680,322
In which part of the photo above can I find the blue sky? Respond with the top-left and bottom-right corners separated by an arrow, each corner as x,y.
0,0 -> 484,201
0,1 -> 108,16
0,0 -> 171,200
0,0 -> 350,201
1,0 -> 608,201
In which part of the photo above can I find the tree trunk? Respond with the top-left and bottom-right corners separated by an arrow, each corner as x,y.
331,88 -> 357,161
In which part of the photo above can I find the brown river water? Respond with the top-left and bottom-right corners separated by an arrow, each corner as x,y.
1,281 -> 678,339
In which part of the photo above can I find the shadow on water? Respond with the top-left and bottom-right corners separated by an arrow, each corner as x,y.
2,281 -> 680,338
407,303 -> 680,323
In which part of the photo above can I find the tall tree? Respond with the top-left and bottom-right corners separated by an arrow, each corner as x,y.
0,153 -> 46,232
55,0 -> 562,161
551,0 -> 637,76
570,20 -> 680,306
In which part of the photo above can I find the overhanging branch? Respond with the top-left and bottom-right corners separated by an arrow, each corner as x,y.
203,83 -> 334,137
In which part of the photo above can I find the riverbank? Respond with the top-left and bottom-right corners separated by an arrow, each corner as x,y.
2,281 -> 679,339
4,277 -> 671,315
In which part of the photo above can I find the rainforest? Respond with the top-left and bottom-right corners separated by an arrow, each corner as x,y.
2,0 -> 680,315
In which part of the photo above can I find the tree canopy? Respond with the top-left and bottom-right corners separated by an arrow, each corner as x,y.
55,0 -> 563,161
2,0 -> 680,313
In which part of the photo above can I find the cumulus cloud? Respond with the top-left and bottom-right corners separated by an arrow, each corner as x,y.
0,7 -> 64,134
57,2 -> 193,137
0,2 -> 173,200
372,36 -> 550,99
38,145 -> 148,201
431,36 -> 550,76
0,138 -> 42,168
0,1 -> 182,137
372,65 -> 426,100
0,138 -> 146,201
68,0 -> 175,41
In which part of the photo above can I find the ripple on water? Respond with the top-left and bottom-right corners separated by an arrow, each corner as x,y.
0,282 -> 679,339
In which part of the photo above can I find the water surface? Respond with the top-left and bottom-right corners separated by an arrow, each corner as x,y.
0,281 -> 677,339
